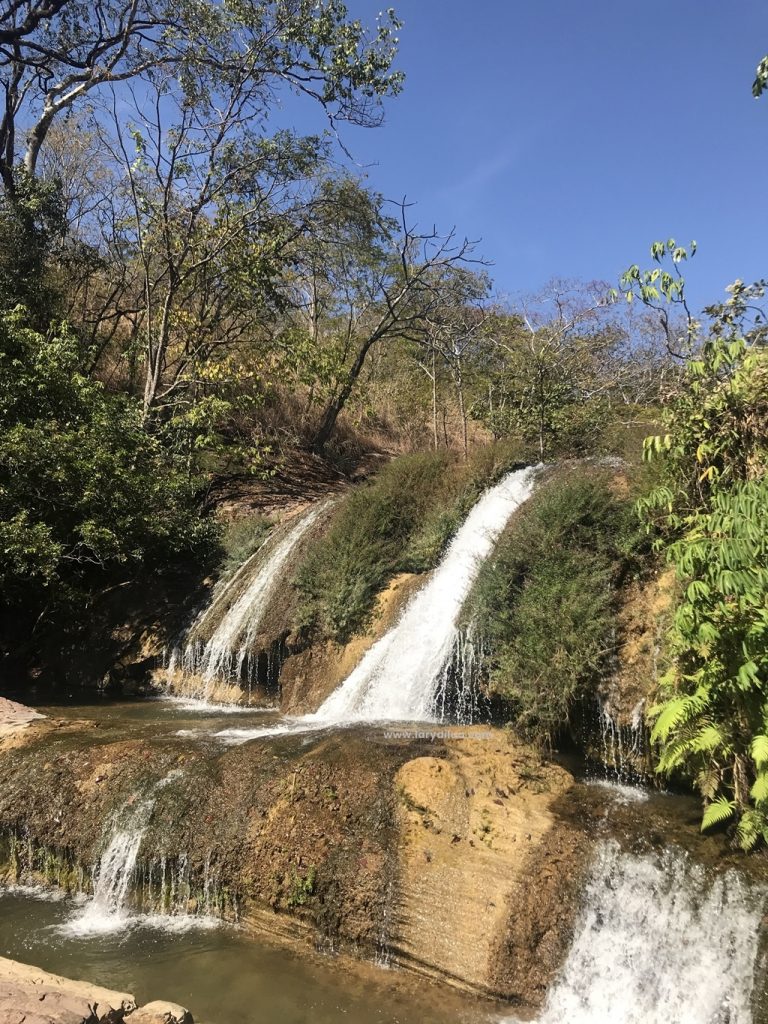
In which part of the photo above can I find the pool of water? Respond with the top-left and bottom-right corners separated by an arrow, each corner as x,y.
0,888 -> 501,1024
0,689 -> 512,1023
5,683 -> 284,743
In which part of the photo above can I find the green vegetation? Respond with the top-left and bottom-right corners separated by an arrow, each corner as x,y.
295,445 -> 522,643
624,251 -> 768,848
286,865 -> 317,908
220,516 -> 274,577
0,309 -> 213,618
466,469 -> 642,746
0,0 -> 406,640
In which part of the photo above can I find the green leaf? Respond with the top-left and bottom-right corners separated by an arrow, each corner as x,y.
701,797 -> 736,831
751,734 -> 768,770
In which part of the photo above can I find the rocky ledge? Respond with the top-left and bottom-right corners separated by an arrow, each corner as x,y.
0,956 -> 192,1024
0,697 -> 44,739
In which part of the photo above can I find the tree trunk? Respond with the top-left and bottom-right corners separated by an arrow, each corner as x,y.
23,107 -> 55,176
431,348 -> 438,450
312,333 -> 380,454
456,376 -> 468,459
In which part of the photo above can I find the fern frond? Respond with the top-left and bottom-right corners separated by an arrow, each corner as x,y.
750,771 -> 768,806
651,686 -> 710,744
701,796 -> 736,831
688,723 -> 728,755
736,810 -> 762,852
696,765 -> 720,801
751,734 -> 768,771
651,697 -> 691,744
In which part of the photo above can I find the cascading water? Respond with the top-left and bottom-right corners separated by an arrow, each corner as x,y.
168,500 -> 332,699
530,840 -> 764,1024
596,695 -> 648,782
216,465 -> 539,742
63,772 -> 182,936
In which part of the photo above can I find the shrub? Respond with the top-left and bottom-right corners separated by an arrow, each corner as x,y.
295,443 -> 524,643
637,322 -> 768,847
467,468 -> 640,746
286,865 -> 316,908
220,515 -> 273,575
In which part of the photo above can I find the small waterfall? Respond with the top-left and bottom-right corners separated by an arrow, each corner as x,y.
432,625 -> 488,724
531,840 -> 764,1024
137,849 -> 237,921
216,466 -> 539,742
168,500 -> 331,700
594,695 -> 649,783
312,466 -> 539,724
63,772 -> 182,936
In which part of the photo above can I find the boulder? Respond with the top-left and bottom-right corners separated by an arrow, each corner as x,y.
0,957 -> 135,1023
128,1002 -> 193,1024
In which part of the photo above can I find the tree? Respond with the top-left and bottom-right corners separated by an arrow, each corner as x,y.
0,1 -> 403,196
98,76 -> 323,429
0,307 -> 212,626
1,0 -> 179,193
419,266 -> 492,458
282,192 -> 481,454
2,2 -> 406,465
0,170 -> 65,323
473,281 -> 629,458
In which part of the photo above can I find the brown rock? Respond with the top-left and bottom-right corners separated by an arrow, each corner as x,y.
128,1001 -> 193,1024
0,957 -> 135,1023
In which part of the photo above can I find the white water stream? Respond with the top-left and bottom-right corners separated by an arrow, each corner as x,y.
215,465 -> 540,743
529,840 -> 764,1024
169,500 -> 332,696
62,771 -> 198,936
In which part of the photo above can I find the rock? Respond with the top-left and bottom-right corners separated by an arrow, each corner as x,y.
0,697 -> 45,738
0,956 -> 135,1022
128,1001 -> 193,1024
0,959 -> 197,1024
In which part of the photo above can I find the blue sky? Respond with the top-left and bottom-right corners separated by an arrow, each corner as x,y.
286,1 -> 768,314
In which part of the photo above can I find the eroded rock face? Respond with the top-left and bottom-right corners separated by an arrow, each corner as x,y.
611,568 -> 676,716
0,728 -> 416,953
0,720 -> 592,1010
579,566 -> 677,780
489,818 -> 588,1005
390,730 -> 583,997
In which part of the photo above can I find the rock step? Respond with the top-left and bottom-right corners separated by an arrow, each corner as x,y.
0,958 -> 192,1024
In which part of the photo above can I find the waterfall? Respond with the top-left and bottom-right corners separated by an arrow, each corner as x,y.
63,772 -> 182,936
299,465 -> 538,723
168,500 -> 331,699
216,465 -> 539,742
531,840 -> 764,1024
591,695 -> 649,783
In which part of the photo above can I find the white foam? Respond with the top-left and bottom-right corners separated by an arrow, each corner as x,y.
586,779 -> 650,804
159,696 -> 277,715
216,467 -> 540,745
528,840 -> 764,1024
